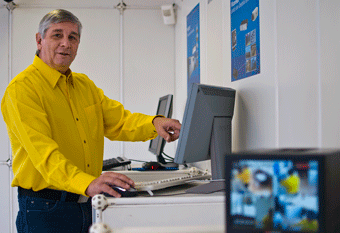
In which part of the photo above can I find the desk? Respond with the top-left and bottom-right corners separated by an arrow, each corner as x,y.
92,182 -> 225,232
109,225 -> 224,233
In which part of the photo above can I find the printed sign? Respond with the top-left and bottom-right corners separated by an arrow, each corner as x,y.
231,0 -> 260,81
187,4 -> 200,93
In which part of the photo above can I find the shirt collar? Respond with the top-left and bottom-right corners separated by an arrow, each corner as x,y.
32,55 -> 74,89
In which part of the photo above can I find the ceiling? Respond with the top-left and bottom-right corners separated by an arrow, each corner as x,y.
5,0 -> 176,8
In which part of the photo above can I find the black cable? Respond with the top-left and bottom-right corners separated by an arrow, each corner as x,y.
162,152 -> 174,161
162,152 -> 172,158
164,157 -> 173,162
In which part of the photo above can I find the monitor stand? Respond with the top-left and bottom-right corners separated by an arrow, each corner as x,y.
162,162 -> 179,168
157,155 -> 178,168
184,116 -> 231,194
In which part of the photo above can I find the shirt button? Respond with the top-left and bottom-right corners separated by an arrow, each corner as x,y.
76,118 -> 79,121
87,164 -> 90,167
84,140 -> 86,143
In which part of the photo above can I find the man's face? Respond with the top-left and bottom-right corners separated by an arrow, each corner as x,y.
36,22 -> 80,74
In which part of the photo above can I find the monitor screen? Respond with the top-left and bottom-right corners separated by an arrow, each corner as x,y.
148,94 -> 173,164
229,159 -> 319,232
224,149 -> 334,233
174,83 -> 236,193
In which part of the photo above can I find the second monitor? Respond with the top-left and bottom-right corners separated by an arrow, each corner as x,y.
148,94 -> 177,168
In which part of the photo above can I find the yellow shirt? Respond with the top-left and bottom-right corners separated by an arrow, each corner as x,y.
1,56 -> 158,196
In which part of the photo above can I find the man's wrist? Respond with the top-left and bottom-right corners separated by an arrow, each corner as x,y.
152,115 -> 164,125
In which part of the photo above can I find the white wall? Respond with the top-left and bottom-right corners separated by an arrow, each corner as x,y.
319,0 -> 340,148
276,0 -> 319,148
174,0 -> 340,153
122,8 -> 176,161
0,7 -> 12,233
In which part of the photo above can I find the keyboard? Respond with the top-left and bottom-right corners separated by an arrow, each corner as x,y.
102,157 -> 131,171
118,167 -> 212,193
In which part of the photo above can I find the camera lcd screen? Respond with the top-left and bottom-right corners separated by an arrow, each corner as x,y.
229,159 -> 319,232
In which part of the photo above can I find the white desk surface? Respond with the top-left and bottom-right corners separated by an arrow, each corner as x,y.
112,225 -> 224,233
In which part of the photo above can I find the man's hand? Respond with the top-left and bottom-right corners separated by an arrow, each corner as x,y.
85,172 -> 135,197
153,117 -> 181,143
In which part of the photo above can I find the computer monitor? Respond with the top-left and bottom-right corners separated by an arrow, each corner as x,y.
148,94 -> 173,164
225,148 -> 340,233
174,83 -> 236,193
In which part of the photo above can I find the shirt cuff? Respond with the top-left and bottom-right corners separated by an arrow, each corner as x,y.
70,172 -> 96,197
152,115 -> 165,124
142,115 -> 163,141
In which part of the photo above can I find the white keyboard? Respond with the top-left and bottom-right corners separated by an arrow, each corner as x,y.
117,167 -> 212,192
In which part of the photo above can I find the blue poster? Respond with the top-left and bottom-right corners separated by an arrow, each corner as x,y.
231,0 -> 260,81
187,4 -> 200,93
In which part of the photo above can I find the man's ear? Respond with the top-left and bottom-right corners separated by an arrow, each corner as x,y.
36,33 -> 42,49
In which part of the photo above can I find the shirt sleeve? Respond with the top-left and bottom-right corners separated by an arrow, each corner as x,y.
1,80 -> 96,196
95,87 -> 159,142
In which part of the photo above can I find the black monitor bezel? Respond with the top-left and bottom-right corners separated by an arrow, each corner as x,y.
148,94 -> 173,163
225,152 -> 326,233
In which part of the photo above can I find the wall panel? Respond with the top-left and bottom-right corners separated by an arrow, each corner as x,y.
276,0 -> 319,147
319,0 -> 340,148
0,7 -> 11,233
123,8 -> 176,162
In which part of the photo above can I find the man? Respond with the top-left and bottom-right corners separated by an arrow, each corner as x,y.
236,165 -> 251,189
1,9 -> 181,233
280,168 -> 300,195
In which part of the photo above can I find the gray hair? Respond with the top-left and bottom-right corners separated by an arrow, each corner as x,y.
38,9 -> 82,39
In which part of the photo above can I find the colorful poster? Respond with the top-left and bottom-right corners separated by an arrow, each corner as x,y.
187,3 -> 200,93
231,0 -> 260,81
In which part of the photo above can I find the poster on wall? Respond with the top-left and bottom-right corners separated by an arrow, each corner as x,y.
231,0 -> 260,81
187,3 -> 200,93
